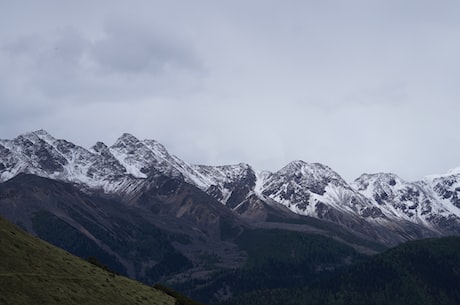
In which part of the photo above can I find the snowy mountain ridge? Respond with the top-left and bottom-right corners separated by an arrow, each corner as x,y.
1,130 -> 460,239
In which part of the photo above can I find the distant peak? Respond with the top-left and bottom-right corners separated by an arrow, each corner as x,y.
141,138 -> 162,146
425,166 -> 460,182
21,129 -> 52,138
354,173 -> 403,188
34,130 -> 57,142
282,160 -> 330,172
90,141 -> 109,153
288,160 -> 308,166
114,133 -> 140,145
33,129 -> 52,137
15,129 -> 56,144
278,160 -> 343,181
447,167 -> 460,176
237,162 -> 252,169
281,160 -> 308,171
220,162 -> 252,169
120,132 -> 138,140
356,172 -> 400,180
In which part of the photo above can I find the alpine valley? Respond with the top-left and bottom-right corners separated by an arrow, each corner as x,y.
1,130 -> 460,304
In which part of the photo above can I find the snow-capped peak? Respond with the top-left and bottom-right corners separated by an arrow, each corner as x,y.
15,129 -> 56,145
353,173 -> 403,192
425,166 -> 460,183
32,129 -> 55,140
277,160 -> 344,183
1,130 -> 460,238
447,167 -> 460,176
112,133 -> 141,149
90,142 -> 110,154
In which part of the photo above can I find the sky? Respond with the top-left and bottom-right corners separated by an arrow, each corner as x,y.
1,0 -> 460,182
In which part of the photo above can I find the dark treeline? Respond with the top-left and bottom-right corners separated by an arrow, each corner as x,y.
219,237 -> 460,305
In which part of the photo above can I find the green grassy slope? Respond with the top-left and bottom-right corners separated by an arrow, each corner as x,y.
0,216 -> 175,305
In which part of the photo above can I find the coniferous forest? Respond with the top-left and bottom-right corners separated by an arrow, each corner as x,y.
219,237 -> 460,305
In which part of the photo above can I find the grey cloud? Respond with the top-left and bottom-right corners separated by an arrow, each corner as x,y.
0,23 -> 204,103
91,22 -> 201,75
344,82 -> 409,107
1,0 -> 460,183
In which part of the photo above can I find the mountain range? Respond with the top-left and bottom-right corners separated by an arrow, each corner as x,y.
1,130 -> 460,303
1,130 -> 459,241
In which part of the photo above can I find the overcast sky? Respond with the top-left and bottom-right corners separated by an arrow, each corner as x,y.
1,0 -> 460,182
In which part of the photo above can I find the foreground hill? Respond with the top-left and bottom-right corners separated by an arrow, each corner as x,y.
0,216 -> 196,305
222,236 -> 460,305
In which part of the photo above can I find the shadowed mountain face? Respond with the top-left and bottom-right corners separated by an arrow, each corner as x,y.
0,173 -> 246,283
221,236 -> 460,305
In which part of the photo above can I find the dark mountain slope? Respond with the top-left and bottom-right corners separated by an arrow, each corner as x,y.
170,228 -> 368,304
0,174 -> 204,282
131,174 -> 246,242
222,236 -> 460,305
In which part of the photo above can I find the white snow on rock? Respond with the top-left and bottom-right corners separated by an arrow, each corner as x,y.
1,130 -> 460,234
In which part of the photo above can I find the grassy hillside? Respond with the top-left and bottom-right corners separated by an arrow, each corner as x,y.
0,216 -> 176,305
221,236 -> 460,305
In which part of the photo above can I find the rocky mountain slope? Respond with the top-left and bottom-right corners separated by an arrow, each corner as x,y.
1,130 -> 460,243
0,172 -> 248,282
